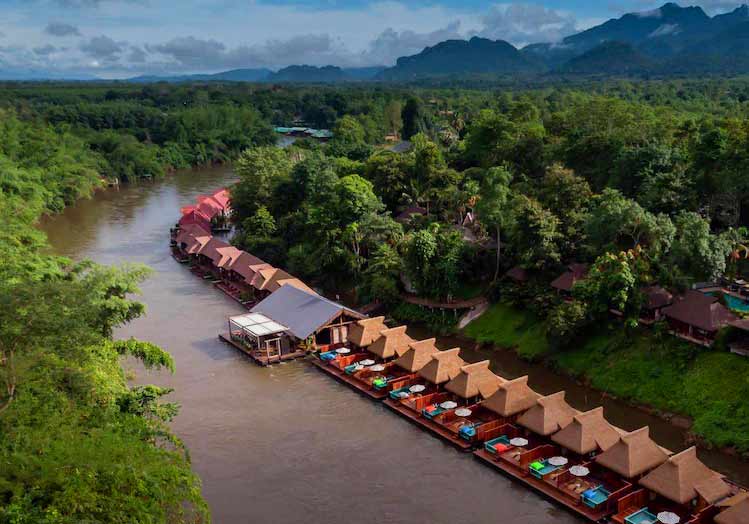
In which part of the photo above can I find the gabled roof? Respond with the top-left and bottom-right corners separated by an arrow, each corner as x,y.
197,237 -> 230,263
251,285 -> 363,340
196,195 -> 225,219
643,285 -> 673,310
178,209 -> 212,230
367,326 -> 414,359
418,348 -> 465,384
186,235 -> 212,255
216,246 -> 244,269
595,427 -> 670,479
257,268 -> 296,292
395,205 -> 427,223
228,252 -> 267,280
639,447 -> 731,505
517,391 -> 578,436
551,407 -> 622,455
481,375 -> 540,417
445,360 -> 505,399
211,188 -> 231,209
347,316 -> 387,348
276,278 -> 316,295
663,290 -> 737,332
394,338 -> 439,372
551,263 -> 589,292
715,499 -> 749,524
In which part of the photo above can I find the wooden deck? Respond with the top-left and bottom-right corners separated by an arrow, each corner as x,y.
383,399 -> 473,451
310,359 -> 388,400
219,334 -> 306,366
473,449 -> 611,523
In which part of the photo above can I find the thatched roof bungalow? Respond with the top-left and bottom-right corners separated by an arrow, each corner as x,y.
445,361 -> 505,400
347,316 -> 387,349
367,326 -> 414,359
418,348 -> 465,385
595,427 -> 670,479
394,339 -> 439,372
639,446 -> 732,507
517,391 -> 578,436
715,497 -> 749,524
481,375 -> 540,418
551,407 -> 622,456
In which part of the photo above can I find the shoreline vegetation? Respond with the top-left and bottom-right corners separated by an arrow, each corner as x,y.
0,107 -> 210,520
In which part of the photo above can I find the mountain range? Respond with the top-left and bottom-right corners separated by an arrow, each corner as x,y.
5,3 -> 749,83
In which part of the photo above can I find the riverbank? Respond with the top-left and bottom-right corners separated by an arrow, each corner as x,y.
463,302 -> 749,456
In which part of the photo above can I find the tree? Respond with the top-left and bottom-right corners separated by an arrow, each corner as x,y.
508,195 -> 562,271
364,151 -> 414,210
232,146 -> 294,218
585,189 -> 675,261
575,249 -> 645,326
670,211 -> 732,282
475,166 -> 513,281
243,206 -> 277,239
402,97 -> 430,140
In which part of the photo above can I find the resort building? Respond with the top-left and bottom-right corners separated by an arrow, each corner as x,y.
418,348 -> 466,385
551,407 -> 622,458
481,375 -> 540,422
347,316 -> 388,349
662,290 -> 737,346
551,263 -> 589,296
639,447 -> 733,513
715,497 -> 749,524
505,266 -> 529,284
517,391 -> 579,436
640,285 -> 674,324
444,361 -> 505,403
250,284 -> 365,350
225,312 -> 301,365
595,427 -> 670,479
393,339 -> 439,372
367,326 -> 414,360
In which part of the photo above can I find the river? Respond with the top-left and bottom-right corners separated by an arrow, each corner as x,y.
38,166 -> 748,523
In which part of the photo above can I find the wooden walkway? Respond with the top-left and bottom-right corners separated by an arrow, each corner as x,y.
219,334 -> 306,366
401,294 -> 487,310
310,359 -> 388,400
473,449 -> 611,523
383,399 -> 473,451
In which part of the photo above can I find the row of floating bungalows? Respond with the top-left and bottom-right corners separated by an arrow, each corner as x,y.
309,316 -> 748,524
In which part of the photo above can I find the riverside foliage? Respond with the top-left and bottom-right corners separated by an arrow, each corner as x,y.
0,110 -> 208,523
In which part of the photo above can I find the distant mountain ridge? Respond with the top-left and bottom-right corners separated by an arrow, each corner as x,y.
43,2 -> 749,84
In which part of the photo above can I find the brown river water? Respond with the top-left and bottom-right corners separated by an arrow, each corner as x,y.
39,166 -> 749,523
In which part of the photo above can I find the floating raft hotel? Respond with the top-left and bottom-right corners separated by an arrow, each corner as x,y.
171,189 -> 749,524
308,315 -> 749,524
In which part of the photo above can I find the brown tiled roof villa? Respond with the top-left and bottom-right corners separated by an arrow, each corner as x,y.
551,263 -> 589,292
663,290 -> 737,332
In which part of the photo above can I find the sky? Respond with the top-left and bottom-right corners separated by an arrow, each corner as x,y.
0,0 -> 745,78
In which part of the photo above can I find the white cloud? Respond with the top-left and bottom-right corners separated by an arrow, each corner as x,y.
476,3 -> 579,46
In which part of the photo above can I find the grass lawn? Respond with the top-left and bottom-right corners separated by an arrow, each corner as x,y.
463,301 -> 749,453
553,328 -> 749,453
463,302 -> 549,359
